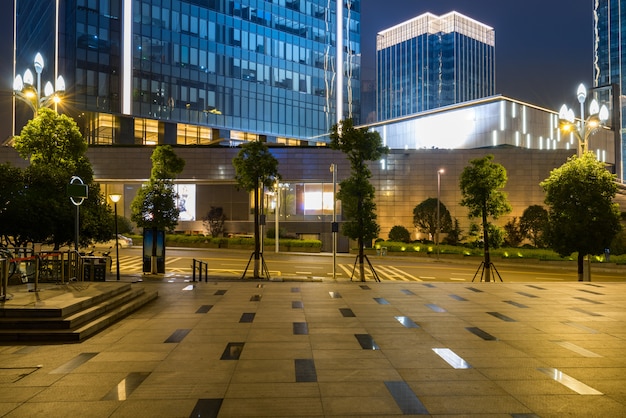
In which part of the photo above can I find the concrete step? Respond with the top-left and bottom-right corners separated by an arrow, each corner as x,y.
0,283 -> 158,342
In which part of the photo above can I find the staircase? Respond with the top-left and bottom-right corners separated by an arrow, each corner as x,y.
0,282 -> 158,342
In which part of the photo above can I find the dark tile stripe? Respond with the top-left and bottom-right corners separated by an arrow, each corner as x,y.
214,290 -> 227,295
164,329 -> 191,343
579,289 -> 604,295
467,287 -> 483,293
195,305 -> 213,313
449,294 -> 467,301
504,300 -> 528,308
401,289 -> 415,295
292,301 -> 303,309
426,304 -> 446,313
384,381 -> 429,415
293,322 -> 308,335
466,327 -> 498,341
340,308 -> 355,317
239,312 -> 256,323
487,312 -> 516,322
329,291 -> 342,298
360,285 -> 371,290
220,342 -> 245,360
423,283 -> 435,288
355,334 -> 379,350
250,294 -> 262,301
102,372 -> 150,400
374,297 -> 390,305
517,292 -> 538,298
50,352 -> 98,374
189,399 -> 223,418
295,359 -> 317,382
573,296 -> 603,304
569,307 -> 602,317
291,287 -> 300,292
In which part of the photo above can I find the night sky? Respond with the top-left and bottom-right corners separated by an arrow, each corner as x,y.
0,1 -> 590,141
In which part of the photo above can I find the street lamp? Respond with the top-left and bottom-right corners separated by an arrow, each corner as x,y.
436,169 -> 444,259
13,52 -> 65,115
559,83 -> 609,156
109,193 -> 122,281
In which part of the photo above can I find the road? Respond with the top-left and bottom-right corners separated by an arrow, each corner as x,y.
106,246 -> 626,283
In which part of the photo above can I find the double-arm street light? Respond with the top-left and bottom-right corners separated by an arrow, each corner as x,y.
13,52 -> 65,115
558,83 -> 609,157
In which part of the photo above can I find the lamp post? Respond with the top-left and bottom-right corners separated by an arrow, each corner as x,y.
330,163 -> 337,279
109,194 -> 122,281
13,52 -> 65,115
558,83 -> 609,157
436,169 -> 444,259
558,83 -> 610,282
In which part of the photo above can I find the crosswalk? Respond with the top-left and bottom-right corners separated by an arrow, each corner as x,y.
115,256 -> 435,281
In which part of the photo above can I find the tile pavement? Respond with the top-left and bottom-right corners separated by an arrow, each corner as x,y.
0,275 -> 625,417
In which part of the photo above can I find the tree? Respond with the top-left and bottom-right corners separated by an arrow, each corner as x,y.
232,140 -> 280,279
330,119 -> 389,281
459,155 -> 511,281
519,205 -> 548,247
10,108 -> 114,249
388,225 -> 411,243
503,217 -> 524,247
131,145 -> 185,273
203,206 -> 226,238
540,153 -> 621,281
412,197 -> 452,241
443,218 -> 463,245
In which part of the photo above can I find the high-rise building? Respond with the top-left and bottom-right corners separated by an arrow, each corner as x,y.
594,0 -> 625,181
376,11 -> 495,121
13,0 -> 360,145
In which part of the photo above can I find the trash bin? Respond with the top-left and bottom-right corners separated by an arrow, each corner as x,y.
82,256 -> 108,281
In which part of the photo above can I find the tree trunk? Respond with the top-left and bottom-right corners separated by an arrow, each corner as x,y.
253,184 -> 260,279
577,253 -> 584,282
358,236 -> 365,282
482,203 -> 491,282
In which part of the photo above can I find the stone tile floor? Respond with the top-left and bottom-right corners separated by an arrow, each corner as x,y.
0,276 -> 625,417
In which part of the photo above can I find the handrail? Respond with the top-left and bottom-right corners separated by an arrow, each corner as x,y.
192,259 -> 209,282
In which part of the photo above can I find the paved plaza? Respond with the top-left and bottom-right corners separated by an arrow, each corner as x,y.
0,274 -> 625,417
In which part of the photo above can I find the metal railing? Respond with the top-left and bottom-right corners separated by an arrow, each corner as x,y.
192,259 -> 209,282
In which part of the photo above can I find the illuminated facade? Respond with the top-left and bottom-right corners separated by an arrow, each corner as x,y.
14,0 -> 360,145
594,0 -> 625,181
376,12 -> 495,121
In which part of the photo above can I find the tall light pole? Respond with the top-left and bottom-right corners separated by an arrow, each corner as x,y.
436,169 -> 444,259
330,163 -> 337,279
13,52 -> 65,116
558,83 -> 610,281
559,83 -> 609,157
109,194 -> 122,281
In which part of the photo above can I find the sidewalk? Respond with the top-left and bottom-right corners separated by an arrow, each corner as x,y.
0,274 -> 625,417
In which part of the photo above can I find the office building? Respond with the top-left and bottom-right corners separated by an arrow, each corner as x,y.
376,11 -> 495,121
13,0 -> 360,145
593,0 -> 625,181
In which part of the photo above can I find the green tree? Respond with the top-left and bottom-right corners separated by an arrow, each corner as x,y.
388,225 -> 411,243
503,217 -> 524,247
443,218 -> 463,245
202,206 -> 226,238
0,164 -> 27,246
412,197 -> 452,241
232,140 -> 280,279
131,146 -> 185,273
541,153 -> 621,280
519,205 -> 548,247
10,108 -> 113,249
459,155 -> 511,281
330,119 -> 388,281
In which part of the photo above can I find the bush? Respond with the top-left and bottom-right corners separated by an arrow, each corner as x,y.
388,225 -> 411,243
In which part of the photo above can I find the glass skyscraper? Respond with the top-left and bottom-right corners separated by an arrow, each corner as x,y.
376,11 -> 495,121
14,0 -> 360,146
594,0 -> 625,181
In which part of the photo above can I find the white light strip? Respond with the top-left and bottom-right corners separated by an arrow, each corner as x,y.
122,0 -> 132,115
432,348 -> 471,369
553,341 -> 602,358
537,367 -> 602,395
336,0 -> 343,124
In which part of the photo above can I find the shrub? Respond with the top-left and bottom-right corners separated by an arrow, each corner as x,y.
388,225 -> 411,243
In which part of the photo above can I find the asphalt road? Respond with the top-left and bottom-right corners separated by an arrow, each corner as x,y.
107,246 -> 626,283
